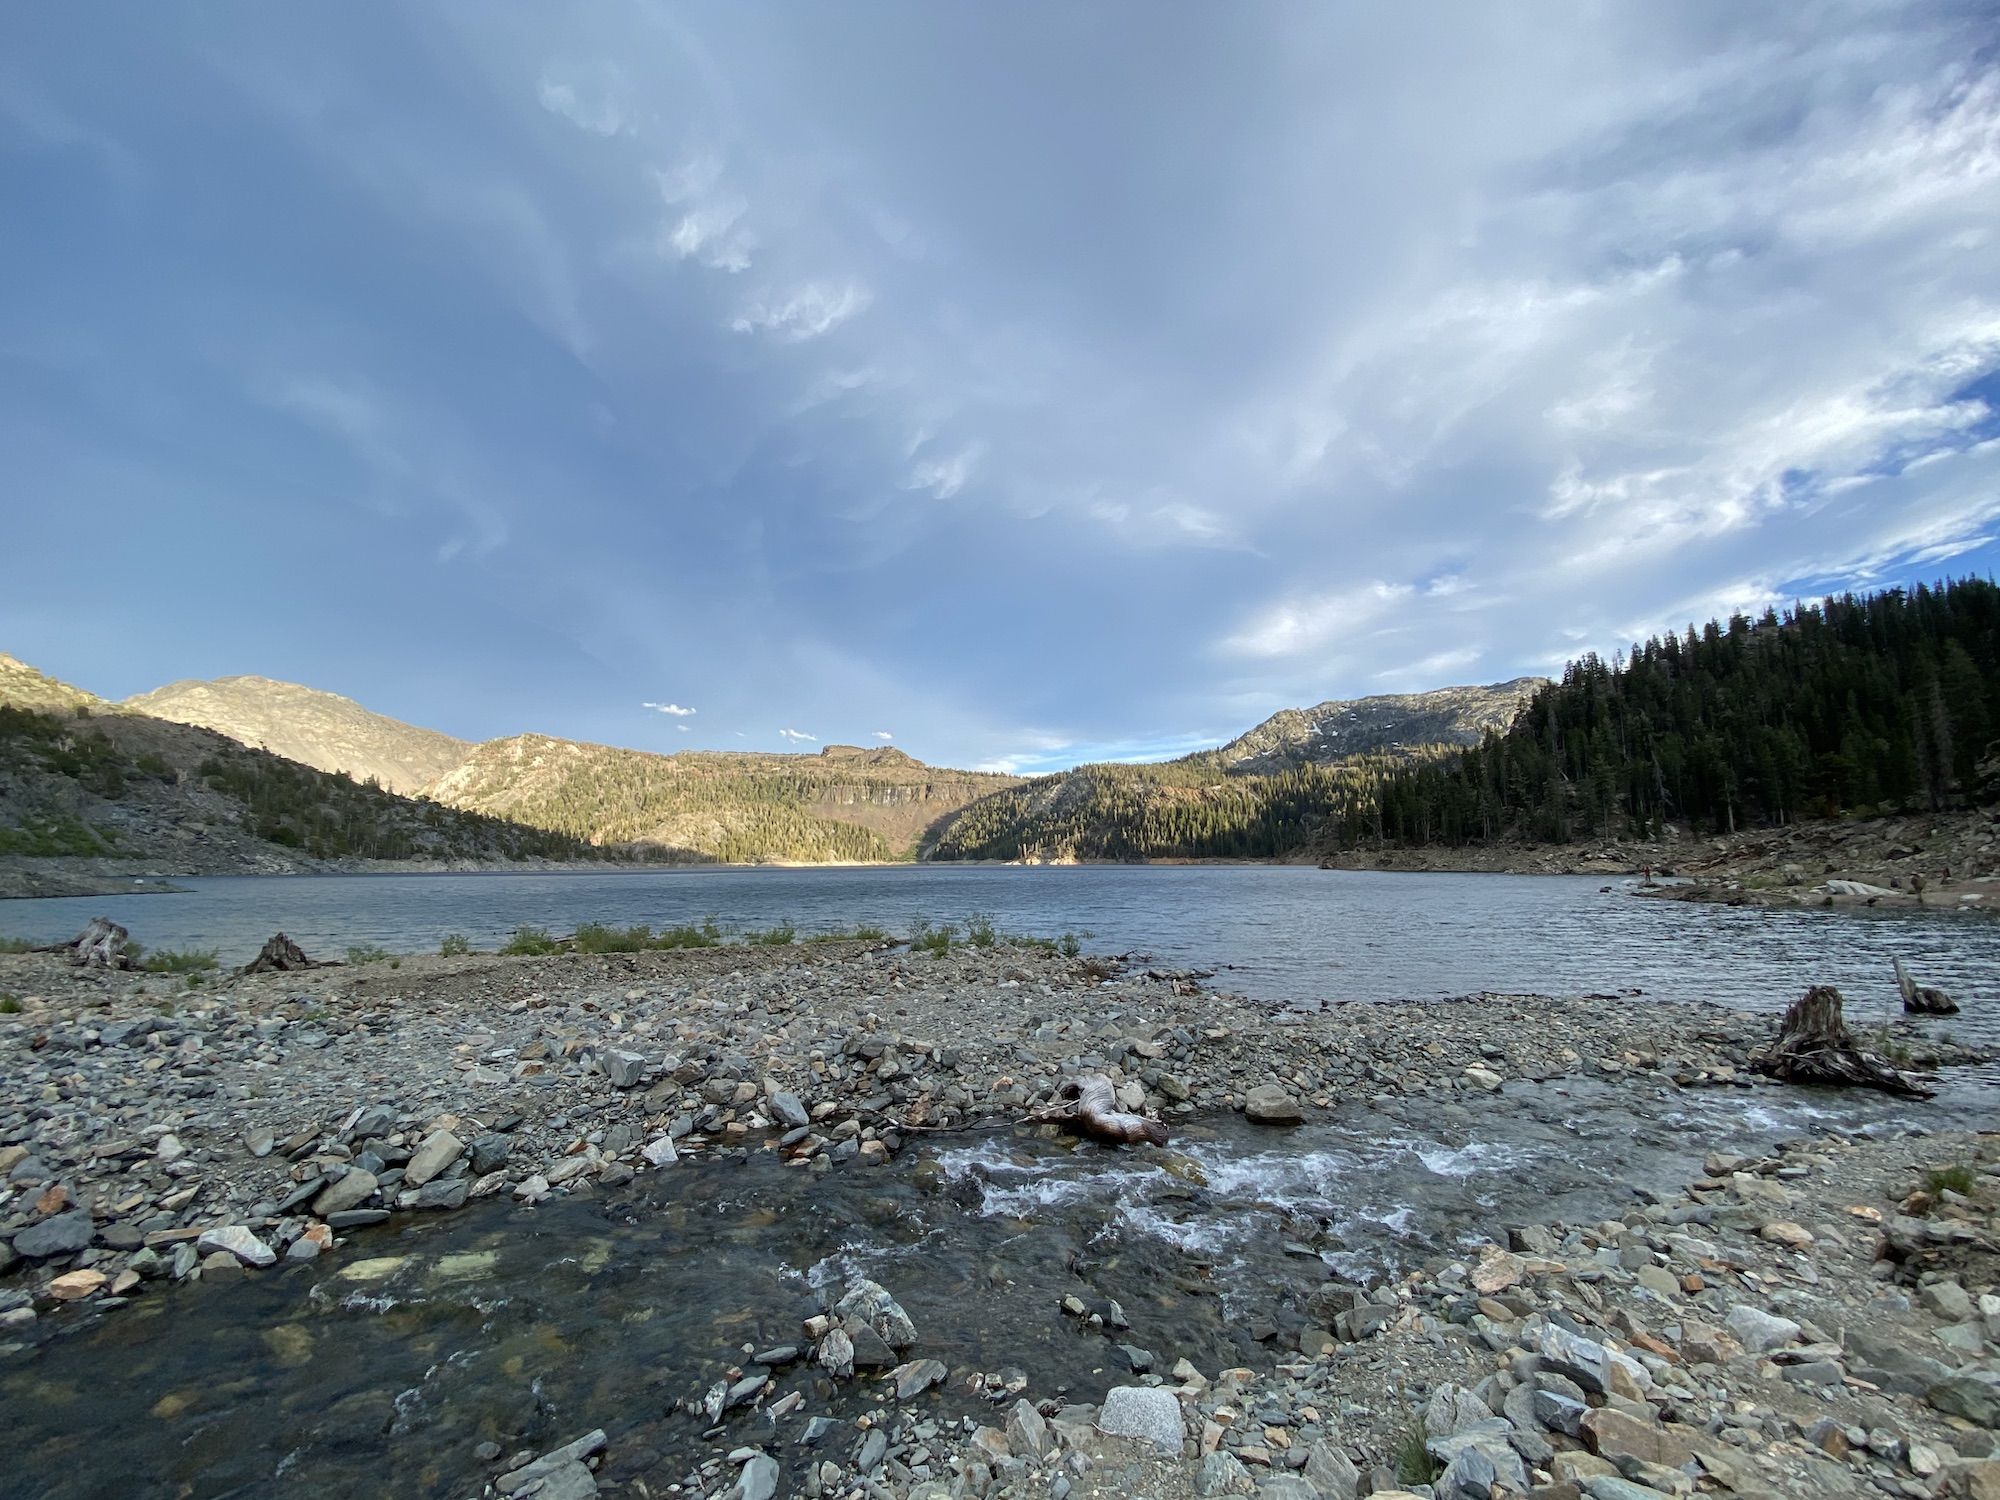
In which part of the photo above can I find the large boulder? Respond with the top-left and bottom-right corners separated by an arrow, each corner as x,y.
1243,1084 -> 1302,1125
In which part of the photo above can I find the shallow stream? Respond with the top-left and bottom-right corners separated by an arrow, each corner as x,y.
4,1070 -> 1986,1499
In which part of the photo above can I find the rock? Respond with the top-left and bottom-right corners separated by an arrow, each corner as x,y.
1302,1440 -> 1361,1499
1928,1371 -> 2000,1428
313,1168 -> 379,1216
1847,1328 -> 1954,1394
734,1453 -> 779,1500
496,1430 -> 608,1497
11,1209 -> 94,1258
468,1133 -> 514,1174
1472,1248 -> 1527,1294
196,1225 -> 275,1268
404,1129 -> 463,1189
1579,1409 -> 1690,1468
642,1136 -> 678,1169
1243,1084 -> 1302,1125
1724,1304 -> 1800,1355
1537,1325 -> 1615,1395
817,1329 -> 855,1378
1097,1385 -> 1184,1453
767,1091 -> 810,1129
1921,1280 -> 1975,1322
1758,1220 -> 1813,1248
1007,1398 -> 1053,1460
45,1269 -> 108,1301
599,1049 -> 647,1088
1197,1451 -> 1252,1496
890,1358 -> 946,1401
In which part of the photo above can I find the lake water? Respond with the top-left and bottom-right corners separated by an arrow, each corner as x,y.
2,865 -> 1993,1035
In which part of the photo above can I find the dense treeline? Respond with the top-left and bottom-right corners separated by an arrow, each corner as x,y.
925,749 -> 1453,862
1338,577 -> 2000,849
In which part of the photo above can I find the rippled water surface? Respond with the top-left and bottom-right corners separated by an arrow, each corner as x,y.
6,1074 -> 1982,1500
3,865 -> 1994,1034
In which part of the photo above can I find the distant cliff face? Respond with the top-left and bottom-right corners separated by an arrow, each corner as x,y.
124,676 -> 472,796
1213,678 -> 1546,775
0,653 -> 108,717
425,735 -> 1020,862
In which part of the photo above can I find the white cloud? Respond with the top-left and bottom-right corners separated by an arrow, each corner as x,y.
649,154 -> 756,272
537,71 -> 626,137
905,443 -> 983,499
731,281 -> 870,342
1221,582 -> 1417,660
778,727 -> 816,743
873,730 -> 893,741
643,702 -> 696,716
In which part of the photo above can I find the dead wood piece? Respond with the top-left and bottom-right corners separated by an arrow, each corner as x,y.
33,917 -> 136,970
240,932 -> 325,975
1029,1073 -> 1169,1147
1751,985 -> 1934,1099
1893,956 -> 1959,1016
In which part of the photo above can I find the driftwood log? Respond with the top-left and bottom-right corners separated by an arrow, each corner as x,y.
1752,985 -> 1933,1099
240,932 -> 325,975
1893,957 -> 1958,1016
1029,1073 -> 1169,1147
33,917 -> 136,969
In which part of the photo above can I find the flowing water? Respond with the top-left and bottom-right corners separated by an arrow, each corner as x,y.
4,1071 -> 1986,1500
4,867 -> 1994,1497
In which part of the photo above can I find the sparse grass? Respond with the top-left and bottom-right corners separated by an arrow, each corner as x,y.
141,948 -> 219,975
501,926 -> 562,957
910,919 -> 956,957
438,933 -> 472,957
0,937 -> 32,955
1926,1164 -> 1976,1196
182,973 -> 204,990
965,914 -> 997,948
344,944 -> 393,965
805,924 -> 891,944
1013,930 -> 1085,957
0,994 -> 21,1014
1394,1396 -> 1441,1485
745,921 -> 797,946
1058,931 -> 1082,958
1872,1022 -> 1914,1063
654,921 -> 723,949
573,922 -> 659,954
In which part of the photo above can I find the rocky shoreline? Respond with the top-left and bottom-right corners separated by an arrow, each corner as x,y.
2,940 -> 1995,1498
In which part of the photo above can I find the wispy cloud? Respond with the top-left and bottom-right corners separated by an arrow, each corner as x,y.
778,727 -> 816,743
872,730 -> 893,741
731,281 -> 870,342
904,443 -> 982,499
643,701 -> 696,716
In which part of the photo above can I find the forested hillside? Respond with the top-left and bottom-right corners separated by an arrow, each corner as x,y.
426,736 -> 1019,863
0,699 -> 588,867
1336,578 -> 2000,851
923,747 -> 1456,862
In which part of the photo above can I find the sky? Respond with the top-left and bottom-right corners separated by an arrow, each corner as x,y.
4,4 -> 1999,776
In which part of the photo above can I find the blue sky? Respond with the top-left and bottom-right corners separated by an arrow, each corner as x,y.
4,4 -> 1998,775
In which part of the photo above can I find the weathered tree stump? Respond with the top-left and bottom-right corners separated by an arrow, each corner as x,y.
1752,985 -> 1933,1098
240,932 -> 324,975
1029,1073 -> 1169,1146
1893,957 -> 1958,1016
34,917 -> 136,969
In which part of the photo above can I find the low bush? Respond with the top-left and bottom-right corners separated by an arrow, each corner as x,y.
501,926 -> 562,956
438,933 -> 472,957
141,948 -> 219,975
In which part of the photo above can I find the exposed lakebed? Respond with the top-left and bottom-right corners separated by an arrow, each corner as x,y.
3,1068 -> 1983,1500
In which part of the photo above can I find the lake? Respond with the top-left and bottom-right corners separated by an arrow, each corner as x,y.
3,864 -> 1992,1038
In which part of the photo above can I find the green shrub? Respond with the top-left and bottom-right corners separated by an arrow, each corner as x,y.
1395,1399 -> 1440,1484
345,944 -> 392,965
438,933 -> 472,957
574,921 -> 654,954
1926,1164 -> 1976,1196
965,914 -> 997,948
745,921 -> 797,946
0,995 -> 21,1014
141,948 -> 219,974
654,923 -> 722,949
910,920 -> 955,957
0,937 -> 31,955
1057,931 -> 1082,958
501,926 -> 562,956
